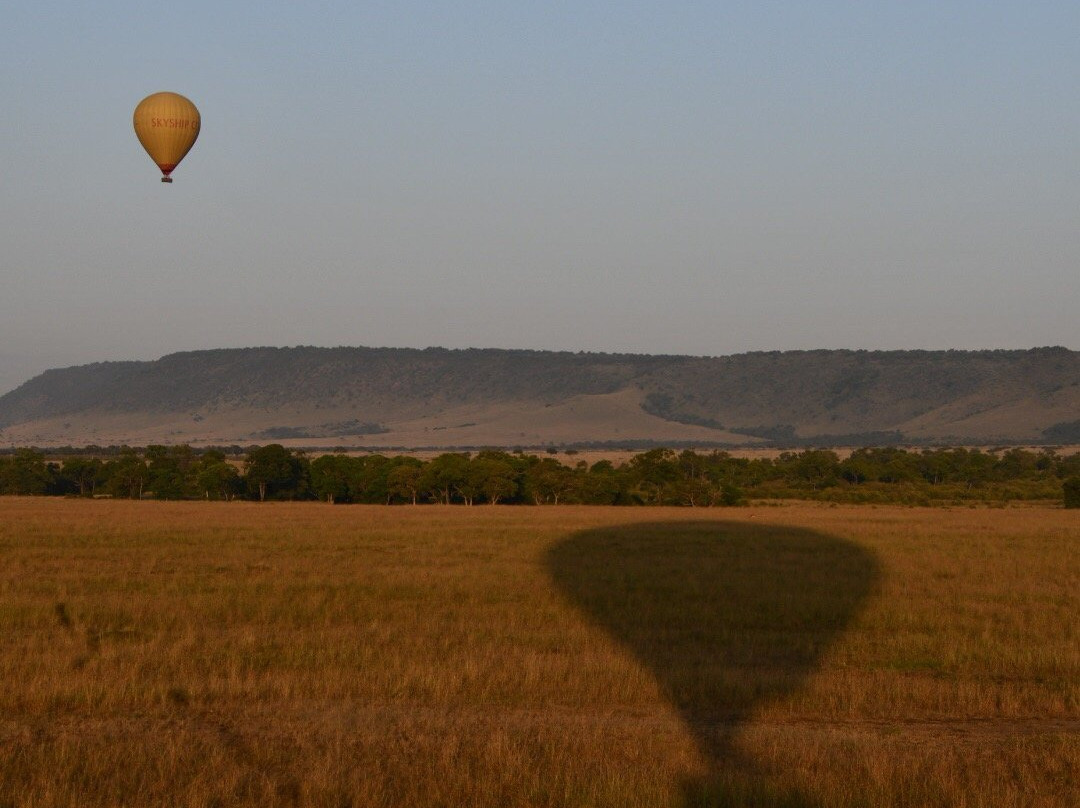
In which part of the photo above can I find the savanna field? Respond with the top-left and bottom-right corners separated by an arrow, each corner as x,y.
0,499 -> 1076,807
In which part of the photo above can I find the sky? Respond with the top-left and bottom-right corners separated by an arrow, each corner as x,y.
2,2 -> 1079,393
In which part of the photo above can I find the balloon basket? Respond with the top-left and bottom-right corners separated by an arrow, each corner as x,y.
161,177 -> 173,183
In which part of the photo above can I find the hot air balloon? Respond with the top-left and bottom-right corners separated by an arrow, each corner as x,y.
133,92 -> 200,183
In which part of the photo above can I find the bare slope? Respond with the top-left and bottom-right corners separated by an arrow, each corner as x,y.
0,346 -> 1076,446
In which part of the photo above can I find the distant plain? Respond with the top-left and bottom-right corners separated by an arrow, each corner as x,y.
1,499 -> 1076,806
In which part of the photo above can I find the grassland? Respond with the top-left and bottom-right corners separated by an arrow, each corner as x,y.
0,499 -> 1076,807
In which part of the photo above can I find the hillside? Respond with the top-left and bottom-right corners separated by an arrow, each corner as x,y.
0,346 -> 1077,447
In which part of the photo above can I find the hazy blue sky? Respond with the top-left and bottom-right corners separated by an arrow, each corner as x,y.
2,2 -> 1078,392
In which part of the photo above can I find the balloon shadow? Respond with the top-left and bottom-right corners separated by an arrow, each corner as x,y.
547,520 -> 879,807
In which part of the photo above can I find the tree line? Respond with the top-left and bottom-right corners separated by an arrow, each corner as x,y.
1,444 -> 1079,506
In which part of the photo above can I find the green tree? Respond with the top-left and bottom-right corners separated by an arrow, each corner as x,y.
469,456 -> 519,504
958,449 -> 996,490
993,449 -> 1040,482
349,455 -> 393,504
715,482 -> 745,506
793,450 -> 841,489
627,448 -> 678,504
386,458 -> 424,504
672,450 -> 714,506
244,444 -> 309,501
196,460 -> 241,500
523,457 -> 576,505
916,450 -> 952,486
420,453 -> 470,504
1056,453 -> 1080,480
577,459 -> 623,505
840,450 -> 879,484
0,450 -> 54,495
310,454 -> 355,503
1064,477 -> 1080,509
103,451 -> 149,499
146,444 -> 199,500
61,457 -> 104,496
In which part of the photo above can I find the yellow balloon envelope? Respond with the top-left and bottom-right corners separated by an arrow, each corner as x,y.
133,92 -> 200,183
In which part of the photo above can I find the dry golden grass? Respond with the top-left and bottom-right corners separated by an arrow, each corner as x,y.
0,499 -> 1076,807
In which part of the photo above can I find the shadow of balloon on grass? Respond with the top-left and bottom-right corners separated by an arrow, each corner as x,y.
547,520 -> 879,807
